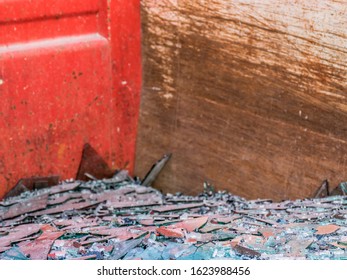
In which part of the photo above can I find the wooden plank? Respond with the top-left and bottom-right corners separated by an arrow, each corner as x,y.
136,0 -> 347,200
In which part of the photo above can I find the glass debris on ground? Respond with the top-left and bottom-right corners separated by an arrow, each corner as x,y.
1,172 -> 347,260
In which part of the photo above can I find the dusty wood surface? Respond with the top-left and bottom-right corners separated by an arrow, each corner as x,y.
135,0 -> 347,200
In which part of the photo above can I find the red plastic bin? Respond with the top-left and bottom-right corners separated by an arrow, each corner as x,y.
0,0 -> 142,198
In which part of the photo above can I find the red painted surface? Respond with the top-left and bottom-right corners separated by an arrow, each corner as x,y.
0,0 -> 142,199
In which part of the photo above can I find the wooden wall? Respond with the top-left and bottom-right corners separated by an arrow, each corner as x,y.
135,0 -> 347,200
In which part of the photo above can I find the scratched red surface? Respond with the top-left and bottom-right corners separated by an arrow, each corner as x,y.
0,0 -> 142,199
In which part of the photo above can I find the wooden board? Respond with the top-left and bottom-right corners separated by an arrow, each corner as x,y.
135,0 -> 347,200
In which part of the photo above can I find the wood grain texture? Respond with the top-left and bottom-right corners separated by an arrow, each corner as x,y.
135,0 -> 347,200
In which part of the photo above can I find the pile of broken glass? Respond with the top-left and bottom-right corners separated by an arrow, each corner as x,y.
1,171 -> 347,260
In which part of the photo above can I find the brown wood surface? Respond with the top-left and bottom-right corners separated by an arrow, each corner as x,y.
135,0 -> 347,200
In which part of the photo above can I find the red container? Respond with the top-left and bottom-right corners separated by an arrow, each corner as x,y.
0,0 -> 142,198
